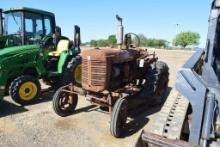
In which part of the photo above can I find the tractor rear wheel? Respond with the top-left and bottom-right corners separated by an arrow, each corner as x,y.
110,98 -> 128,138
63,57 -> 82,86
154,61 -> 169,103
9,75 -> 41,105
53,87 -> 78,117
140,61 -> 169,106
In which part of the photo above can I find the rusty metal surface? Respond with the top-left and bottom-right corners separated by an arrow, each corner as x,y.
81,48 -> 156,93
136,131 -> 198,147
82,58 -> 107,92
81,48 -> 137,92
60,84 -> 85,95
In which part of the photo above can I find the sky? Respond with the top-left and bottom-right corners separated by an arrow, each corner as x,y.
1,0 -> 210,47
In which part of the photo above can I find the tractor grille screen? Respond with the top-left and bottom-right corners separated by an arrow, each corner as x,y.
82,59 -> 107,92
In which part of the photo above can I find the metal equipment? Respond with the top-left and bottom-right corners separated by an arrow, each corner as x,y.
135,0 -> 220,146
52,15 -> 169,138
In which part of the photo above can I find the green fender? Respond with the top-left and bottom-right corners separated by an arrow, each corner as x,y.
57,52 -> 68,73
57,50 -> 81,73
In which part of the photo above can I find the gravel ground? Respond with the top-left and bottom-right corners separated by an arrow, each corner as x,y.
0,49 -> 193,147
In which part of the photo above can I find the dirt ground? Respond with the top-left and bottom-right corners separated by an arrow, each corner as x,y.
0,49 -> 193,147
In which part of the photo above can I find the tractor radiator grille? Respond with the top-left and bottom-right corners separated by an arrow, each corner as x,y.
82,59 -> 107,91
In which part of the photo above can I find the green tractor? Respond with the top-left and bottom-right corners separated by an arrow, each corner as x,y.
0,7 -> 82,105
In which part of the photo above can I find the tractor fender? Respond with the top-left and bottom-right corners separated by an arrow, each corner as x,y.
57,52 -> 69,73
23,68 -> 38,77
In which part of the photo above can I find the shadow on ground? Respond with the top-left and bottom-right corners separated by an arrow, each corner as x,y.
74,105 -> 98,114
0,87 -> 56,117
34,88 -> 56,104
0,100 -> 29,117
123,87 -> 172,137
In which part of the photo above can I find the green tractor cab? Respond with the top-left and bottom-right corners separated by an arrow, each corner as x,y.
0,7 -> 55,47
0,7 -> 82,105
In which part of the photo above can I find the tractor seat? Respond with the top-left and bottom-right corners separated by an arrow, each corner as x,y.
48,39 -> 70,56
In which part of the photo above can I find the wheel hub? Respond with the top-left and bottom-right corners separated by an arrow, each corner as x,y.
19,82 -> 37,101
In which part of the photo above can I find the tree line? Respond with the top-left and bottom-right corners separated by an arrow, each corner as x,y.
89,35 -> 117,48
85,31 -> 200,49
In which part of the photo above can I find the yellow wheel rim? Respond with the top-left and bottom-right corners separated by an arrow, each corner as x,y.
74,64 -> 82,84
19,82 -> 38,101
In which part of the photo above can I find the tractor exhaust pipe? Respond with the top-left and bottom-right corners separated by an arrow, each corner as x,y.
0,9 -> 3,36
116,15 -> 124,49
74,25 -> 81,51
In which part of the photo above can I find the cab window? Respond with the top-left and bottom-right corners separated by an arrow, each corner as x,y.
44,17 -> 52,35
24,12 -> 43,44
3,12 -> 23,46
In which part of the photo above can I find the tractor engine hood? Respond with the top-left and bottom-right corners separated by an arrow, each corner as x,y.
0,44 -> 40,59
0,35 -> 28,49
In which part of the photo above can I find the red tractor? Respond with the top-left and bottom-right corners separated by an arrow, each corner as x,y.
52,15 -> 169,138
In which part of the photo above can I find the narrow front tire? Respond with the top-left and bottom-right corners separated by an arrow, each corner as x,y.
110,98 -> 128,138
53,87 -> 78,117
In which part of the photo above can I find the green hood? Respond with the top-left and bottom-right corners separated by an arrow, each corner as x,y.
0,44 -> 40,58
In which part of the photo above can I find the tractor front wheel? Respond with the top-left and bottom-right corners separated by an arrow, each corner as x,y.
110,98 -> 128,138
9,75 -> 41,105
53,87 -> 78,117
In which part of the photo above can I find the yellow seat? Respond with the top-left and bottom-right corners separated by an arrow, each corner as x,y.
48,39 -> 70,56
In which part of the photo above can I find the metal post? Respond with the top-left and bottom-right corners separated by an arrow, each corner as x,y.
201,92 -> 215,147
175,23 -> 180,35
0,9 -> 3,36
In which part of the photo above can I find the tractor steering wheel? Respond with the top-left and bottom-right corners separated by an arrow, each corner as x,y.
40,36 -> 54,49
125,33 -> 140,48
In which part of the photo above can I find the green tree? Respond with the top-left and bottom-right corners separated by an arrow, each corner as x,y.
96,39 -> 108,47
90,40 -> 98,47
108,35 -> 117,47
157,39 -> 168,48
89,34 -> 168,48
173,31 -> 200,48
146,39 -> 156,47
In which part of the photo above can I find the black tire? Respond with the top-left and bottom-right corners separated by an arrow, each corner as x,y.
140,61 -> 169,105
9,75 -> 41,105
110,98 -> 128,138
155,61 -> 169,96
53,87 -> 78,117
63,56 -> 82,86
